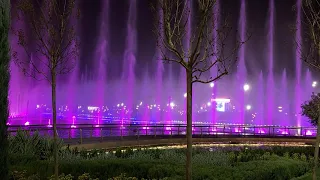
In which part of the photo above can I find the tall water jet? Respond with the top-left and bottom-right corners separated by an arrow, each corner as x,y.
295,0 -> 302,126
141,66 -> 151,124
165,63 -> 174,125
280,69 -> 289,125
66,59 -> 78,125
305,69 -> 312,100
9,15 -> 28,119
66,3 -> 81,125
94,0 -> 110,125
210,0 -> 220,124
236,0 -> 247,124
303,69 -> 313,126
256,71 -> 264,125
155,5 -> 164,125
266,0 -> 275,125
122,0 -> 137,124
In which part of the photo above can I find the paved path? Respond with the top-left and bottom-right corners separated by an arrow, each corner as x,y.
64,135 -> 316,149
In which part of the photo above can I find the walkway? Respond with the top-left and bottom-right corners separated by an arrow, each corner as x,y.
8,124 -> 316,149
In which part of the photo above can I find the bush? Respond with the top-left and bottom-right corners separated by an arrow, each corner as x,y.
192,158 -> 309,180
11,159 -> 183,179
9,130 -> 63,161
10,157 -> 310,180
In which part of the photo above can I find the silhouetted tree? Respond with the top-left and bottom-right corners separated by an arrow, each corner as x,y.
294,0 -> 320,179
13,0 -> 79,179
302,93 -> 320,179
0,0 -> 10,179
151,0 -> 249,179
302,93 -> 320,126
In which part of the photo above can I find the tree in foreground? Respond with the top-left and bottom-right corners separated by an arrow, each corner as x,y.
295,0 -> 320,179
301,93 -> 320,179
151,0 -> 249,179
0,0 -> 10,179
13,0 -> 79,179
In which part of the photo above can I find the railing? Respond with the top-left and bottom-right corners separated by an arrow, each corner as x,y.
7,124 -> 317,144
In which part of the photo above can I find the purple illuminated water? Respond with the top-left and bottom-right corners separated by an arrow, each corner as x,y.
156,6 -> 164,125
305,69 -> 312,100
9,18 -> 28,118
95,0 -> 109,126
122,0 -> 137,123
210,0 -> 220,124
266,0 -> 275,125
236,0 -> 247,124
295,0 -> 302,127
66,61 -> 78,125
280,69 -> 289,125
256,71 -> 264,125
7,1 -> 317,128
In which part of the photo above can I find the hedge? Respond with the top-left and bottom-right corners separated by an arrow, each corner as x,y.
10,158 -> 310,180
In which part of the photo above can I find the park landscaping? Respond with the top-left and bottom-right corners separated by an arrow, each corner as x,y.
7,130 -> 316,179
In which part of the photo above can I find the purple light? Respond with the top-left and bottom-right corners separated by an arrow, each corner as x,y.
24,121 -> 30,126
235,128 -> 241,133
306,130 -> 313,136
257,129 -> 265,134
70,125 -> 77,128
266,0 -> 275,125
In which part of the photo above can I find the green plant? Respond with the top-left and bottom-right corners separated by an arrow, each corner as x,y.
10,170 -> 40,180
8,130 -> 63,160
78,173 -> 99,180
108,174 -> 138,180
48,174 -> 73,180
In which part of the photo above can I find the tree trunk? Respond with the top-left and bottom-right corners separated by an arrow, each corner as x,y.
51,72 -> 59,180
186,69 -> 193,180
313,115 -> 320,180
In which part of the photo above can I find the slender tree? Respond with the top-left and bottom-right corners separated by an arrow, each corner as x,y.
0,0 -> 10,179
12,0 -> 79,179
294,0 -> 320,179
301,93 -> 320,179
151,0 -> 249,179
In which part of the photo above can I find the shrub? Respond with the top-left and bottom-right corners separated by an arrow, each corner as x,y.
8,130 -> 63,161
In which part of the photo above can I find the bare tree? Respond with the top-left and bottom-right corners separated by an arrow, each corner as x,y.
294,0 -> 320,179
0,0 -> 10,179
12,0 -> 79,179
151,0 -> 249,179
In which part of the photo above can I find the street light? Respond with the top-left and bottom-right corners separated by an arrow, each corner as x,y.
183,93 -> 187,98
312,81 -> 317,88
210,82 -> 214,88
246,105 -> 251,110
243,84 -> 250,91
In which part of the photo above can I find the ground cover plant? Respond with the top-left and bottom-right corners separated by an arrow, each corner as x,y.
8,130 -> 314,179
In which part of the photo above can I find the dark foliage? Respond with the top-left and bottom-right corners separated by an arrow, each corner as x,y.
0,0 -> 10,179
301,92 -> 320,126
